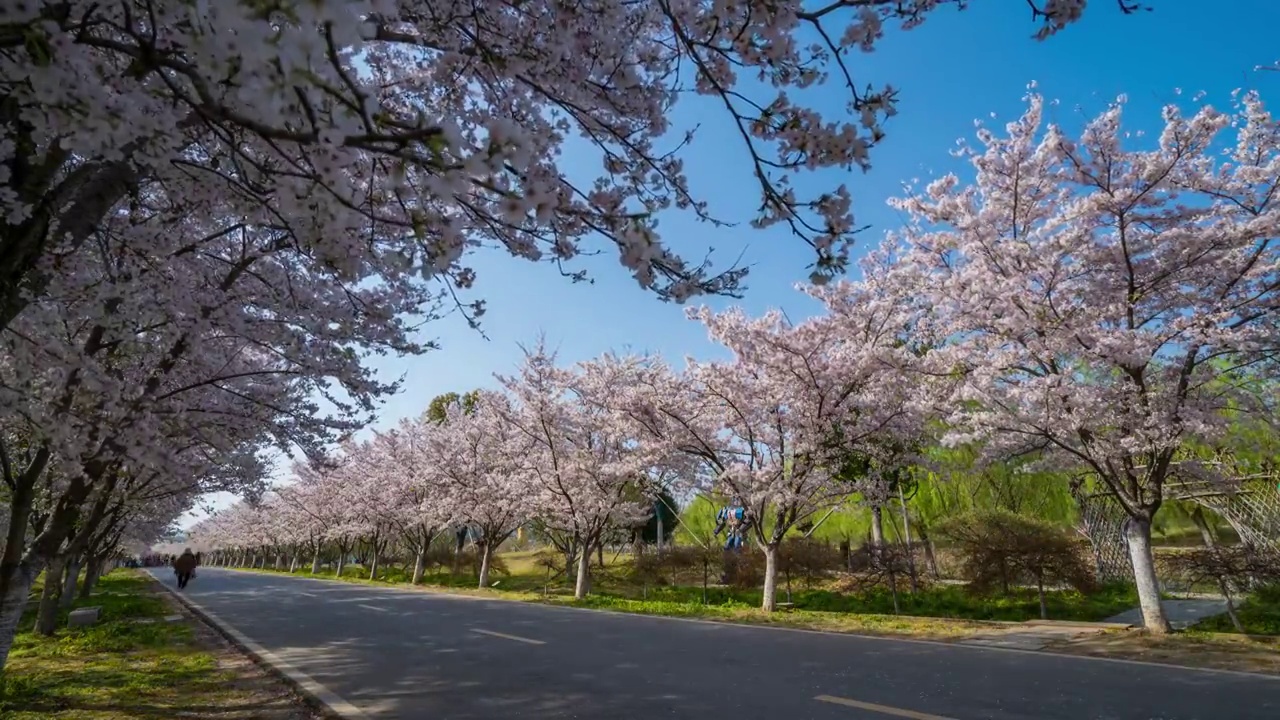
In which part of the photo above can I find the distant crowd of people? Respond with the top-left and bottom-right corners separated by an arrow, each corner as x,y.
138,550 -> 203,568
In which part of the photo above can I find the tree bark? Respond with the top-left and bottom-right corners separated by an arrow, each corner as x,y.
574,545 -> 592,599
369,552 -> 380,580
311,549 -> 322,575
1037,575 -> 1048,620
478,544 -> 494,589
897,484 -> 919,594
79,556 -> 103,600
870,505 -> 885,547
1124,517 -> 1171,633
412,548 -> 426,585
1190,507 -> 1217,548
59,555 -> 81,609
36,555 -> 67,636
0,562 -> 39,669
761,545 -> 779,611
335,555 -> 346,578
288,554 -> 298,573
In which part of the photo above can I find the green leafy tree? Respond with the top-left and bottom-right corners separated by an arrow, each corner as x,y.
425,390 -> 480,424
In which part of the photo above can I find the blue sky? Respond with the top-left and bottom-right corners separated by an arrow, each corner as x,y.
181,1 -> 1280,527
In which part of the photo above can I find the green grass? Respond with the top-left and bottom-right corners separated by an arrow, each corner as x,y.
0,569 -> 293,719
1194,585 -> 1280,636
243,553 -> 1140,626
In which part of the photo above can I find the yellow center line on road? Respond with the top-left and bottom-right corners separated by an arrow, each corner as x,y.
814,695 -> 957,720
470,628 -> 546,645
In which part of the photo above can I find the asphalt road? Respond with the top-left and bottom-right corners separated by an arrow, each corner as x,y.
150,568 -> 1279,720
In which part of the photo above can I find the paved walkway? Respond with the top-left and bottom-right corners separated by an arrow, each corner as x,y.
1105,599 -> 1229,630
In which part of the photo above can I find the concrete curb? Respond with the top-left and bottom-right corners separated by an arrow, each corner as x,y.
149,573 -> 371,720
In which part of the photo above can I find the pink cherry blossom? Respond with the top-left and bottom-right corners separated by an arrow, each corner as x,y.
877,89 -> 1280,633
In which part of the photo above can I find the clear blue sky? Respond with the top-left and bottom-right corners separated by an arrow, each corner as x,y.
181,0 -> 1280,527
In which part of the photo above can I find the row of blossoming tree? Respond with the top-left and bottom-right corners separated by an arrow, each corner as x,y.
195,88 -> 1280,635
0,0 -> 1119,675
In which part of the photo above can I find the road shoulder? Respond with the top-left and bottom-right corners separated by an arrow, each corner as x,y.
2,568 -> 320,720
152,571 -> 371,719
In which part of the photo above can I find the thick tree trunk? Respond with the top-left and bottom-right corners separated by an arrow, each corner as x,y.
59,556 -> 81,609
289,554 -> 298,573
311,549 -> 322,575
761,545 -> 779,611
335,555 -> 346,578
0,562 -> 39,669
36,555 -> 67,636
369,553 -> 380,580
478,544 -> 494,589
412,548 -> 426,585
1124,517 -> 1171,633
574,545 -> 592,599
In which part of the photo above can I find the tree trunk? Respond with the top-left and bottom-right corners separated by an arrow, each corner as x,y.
59,556 -> 81,609
1190,507 -> 1217,548
310,549 -> 322,575
597,542 -> 605,570
335,555 -> 346,577
289,554 -> 298,573
0,562 -> 40,669
897,484 -> 919,594
761,545 -> 779,611
574,545 -> 592,599
478,544 -> 494,589
870,505 -> 885,546
369,552 -> 380,580
1037,575 -> 1048,620
79,556 -> 103,600
412,548 -> 426,585
36,555 -> 67,636
1124,517 -> 1171,633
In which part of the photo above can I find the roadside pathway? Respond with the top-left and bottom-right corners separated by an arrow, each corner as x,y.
1105,599 -> 1228,629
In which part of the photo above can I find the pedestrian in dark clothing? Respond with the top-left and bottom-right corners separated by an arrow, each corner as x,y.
173,549 -> 199,590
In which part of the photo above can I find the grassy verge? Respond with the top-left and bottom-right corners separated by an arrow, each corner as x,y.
1194,585 -> 1280,636
237,560 -> 1137,630
1048,627 -> 1280,675
1,569 -> 314,719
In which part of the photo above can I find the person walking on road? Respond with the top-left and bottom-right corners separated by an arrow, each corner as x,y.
173,548 -> 199,590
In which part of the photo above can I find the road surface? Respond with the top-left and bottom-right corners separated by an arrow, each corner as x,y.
151,568 -> 1278,720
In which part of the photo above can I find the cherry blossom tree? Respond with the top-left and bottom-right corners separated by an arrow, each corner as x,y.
1,0 -> 1132,336
882,90 -> 1280,632
379,420 -> 457,585
0,202 -> 405,664
627,306 -> 923,610
420,392 -> 531,588
497,348 -> 659,598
